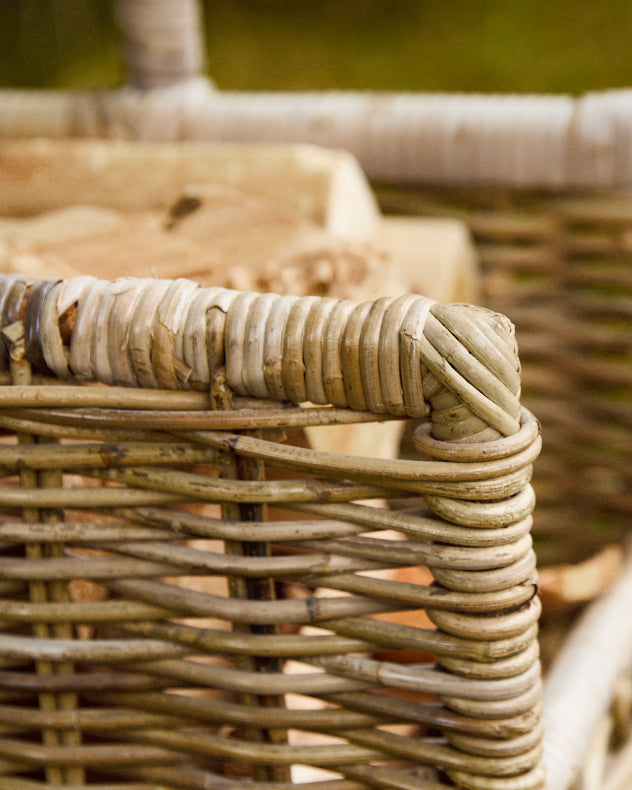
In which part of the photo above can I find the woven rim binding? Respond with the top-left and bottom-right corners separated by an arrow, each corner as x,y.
0,276 -> 522,445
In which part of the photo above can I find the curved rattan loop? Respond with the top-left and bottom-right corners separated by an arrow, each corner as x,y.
440,684 -> 543,723
427,597 -> 542,641
414,409 -> 539,461
425,485 -> 536,528
182,418 -> 540,486
437,640 -> 540,681
447,762 -> 546,790
432,549 -> 537,593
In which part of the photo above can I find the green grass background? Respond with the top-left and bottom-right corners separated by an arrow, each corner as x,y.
1,0 -> 632,94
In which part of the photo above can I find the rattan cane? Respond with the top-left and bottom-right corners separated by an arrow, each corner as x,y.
1,3 -> 629,570
376,187 -> 632,567
0,274 -> 542,789
4,3 -> 632,786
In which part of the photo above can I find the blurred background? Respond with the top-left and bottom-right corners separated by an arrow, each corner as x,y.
1,0 -> 632,94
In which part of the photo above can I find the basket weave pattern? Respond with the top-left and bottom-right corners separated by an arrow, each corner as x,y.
377,186 -> 632,566
0,275 -> 542,789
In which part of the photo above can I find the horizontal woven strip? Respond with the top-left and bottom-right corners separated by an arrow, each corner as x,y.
3,87 -> 632,188
0,275 -> 521,441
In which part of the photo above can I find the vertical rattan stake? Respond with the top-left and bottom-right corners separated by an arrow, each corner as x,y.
7,309 -> 84,785
212,374 -> 292,783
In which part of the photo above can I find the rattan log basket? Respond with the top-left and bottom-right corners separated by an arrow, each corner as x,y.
2,3 -> 631,786
1,2 -> 630,568
0,273 -> 543,789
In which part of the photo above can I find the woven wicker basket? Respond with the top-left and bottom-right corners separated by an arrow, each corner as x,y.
0,273 -> 542,790
1,3 -> 632,789
1,2 -> 630,568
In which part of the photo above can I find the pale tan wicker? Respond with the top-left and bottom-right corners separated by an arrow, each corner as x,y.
1,3 -> 632,788
1,2 -> 630,568
377,189 -> 632,570
543,551 -> 632,790
0,273 -> 542,789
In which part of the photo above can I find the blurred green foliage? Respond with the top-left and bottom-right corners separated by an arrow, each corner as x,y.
0,0 -> 122,88
1,0 -> 632,93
